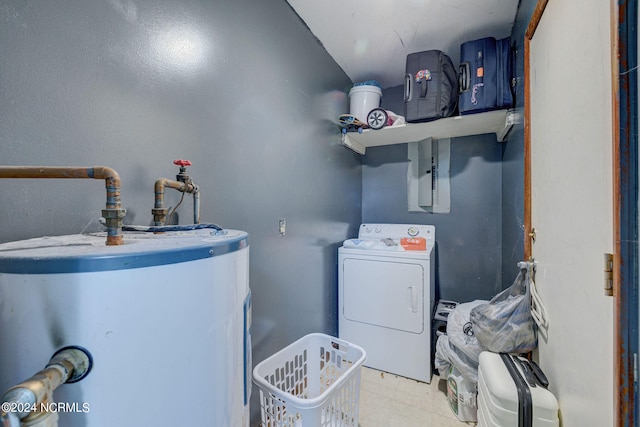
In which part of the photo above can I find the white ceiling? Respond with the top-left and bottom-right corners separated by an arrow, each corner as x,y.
286,0 -> 520,89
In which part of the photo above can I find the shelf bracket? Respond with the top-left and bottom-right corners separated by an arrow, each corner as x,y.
497,110 -> 519,142
340,133 -> 366,155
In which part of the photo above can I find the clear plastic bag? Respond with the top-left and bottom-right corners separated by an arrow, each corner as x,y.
470,270 -> 538,353
435,300 -> 487,383
435,334 -> 480,383
447,300 -> 485,365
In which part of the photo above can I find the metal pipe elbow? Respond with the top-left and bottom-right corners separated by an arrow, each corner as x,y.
152,178 -> 197,226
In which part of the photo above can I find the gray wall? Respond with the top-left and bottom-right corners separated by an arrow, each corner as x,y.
0,1 -> 361,422
362,86 -> 504,303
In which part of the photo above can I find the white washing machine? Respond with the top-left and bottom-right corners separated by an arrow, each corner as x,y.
338,223 -> 435,383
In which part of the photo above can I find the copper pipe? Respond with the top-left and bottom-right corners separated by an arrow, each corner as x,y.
0,166 -> 126,245
152,178 -> 198,226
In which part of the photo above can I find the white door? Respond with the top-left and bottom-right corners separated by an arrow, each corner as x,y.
527,0 -> 614,425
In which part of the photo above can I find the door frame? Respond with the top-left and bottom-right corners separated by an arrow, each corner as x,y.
523,0 -> 548,260
523,0 -> 637,425
614,0 -> 639,425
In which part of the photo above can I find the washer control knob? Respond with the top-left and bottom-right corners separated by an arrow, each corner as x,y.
407,227 -> 419,237
364,226 -> 372,233
375,227 -> 381,233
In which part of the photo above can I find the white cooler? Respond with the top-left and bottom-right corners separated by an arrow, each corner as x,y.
477,352 -> 559,427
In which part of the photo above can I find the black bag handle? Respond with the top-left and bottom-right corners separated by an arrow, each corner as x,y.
404,73 -> 412,102
459,62 -> 470,92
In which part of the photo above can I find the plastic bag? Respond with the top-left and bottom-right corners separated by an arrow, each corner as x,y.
446,300 -> 486,365
435,300 -> 487,383
470,270 -> 538,353
435,334 -> 480,383
434,335 -> 452,377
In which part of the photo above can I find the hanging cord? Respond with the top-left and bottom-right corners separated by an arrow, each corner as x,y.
518,261 -> 549,329
168,190 -> 187,225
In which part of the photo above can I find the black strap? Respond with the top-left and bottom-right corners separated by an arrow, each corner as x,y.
515,358 -> 539,388
529,360 -> 550,388
500,353 -> 533,427
420,78 -> 428,98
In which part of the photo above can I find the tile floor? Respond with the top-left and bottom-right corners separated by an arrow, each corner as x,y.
358,367 -> 476,427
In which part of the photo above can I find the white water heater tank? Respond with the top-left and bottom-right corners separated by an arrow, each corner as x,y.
0,229 -> 251,426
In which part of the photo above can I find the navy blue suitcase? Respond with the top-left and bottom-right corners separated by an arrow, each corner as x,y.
459,37 -> 514,115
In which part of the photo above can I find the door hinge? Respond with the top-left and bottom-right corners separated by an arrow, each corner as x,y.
604,253 -> 614,296
634,353 -> 638,384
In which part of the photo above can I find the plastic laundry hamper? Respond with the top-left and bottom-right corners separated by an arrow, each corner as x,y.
253,333 -> 366,427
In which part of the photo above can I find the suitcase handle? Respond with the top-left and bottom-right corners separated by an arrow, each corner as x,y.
404,73 -> 412,102
459,62 -> 470,92
405,73 -> 429,100
529,360 -> 550,388
516,358 -> 539,388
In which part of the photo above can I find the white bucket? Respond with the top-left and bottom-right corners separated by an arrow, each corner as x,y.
348,85 -> 382,122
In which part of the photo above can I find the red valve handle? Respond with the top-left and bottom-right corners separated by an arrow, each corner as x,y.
173,159 -> 192,167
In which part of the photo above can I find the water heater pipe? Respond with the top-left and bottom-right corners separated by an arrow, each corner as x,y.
152,178 -> 200,226
0,166 -> 126,246
0,347 -> 92,427
152,160 -> 200,226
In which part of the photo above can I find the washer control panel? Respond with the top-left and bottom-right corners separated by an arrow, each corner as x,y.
358,224 -> 435,242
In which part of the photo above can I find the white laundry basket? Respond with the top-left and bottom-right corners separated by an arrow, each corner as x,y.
253,333 -> 366,427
